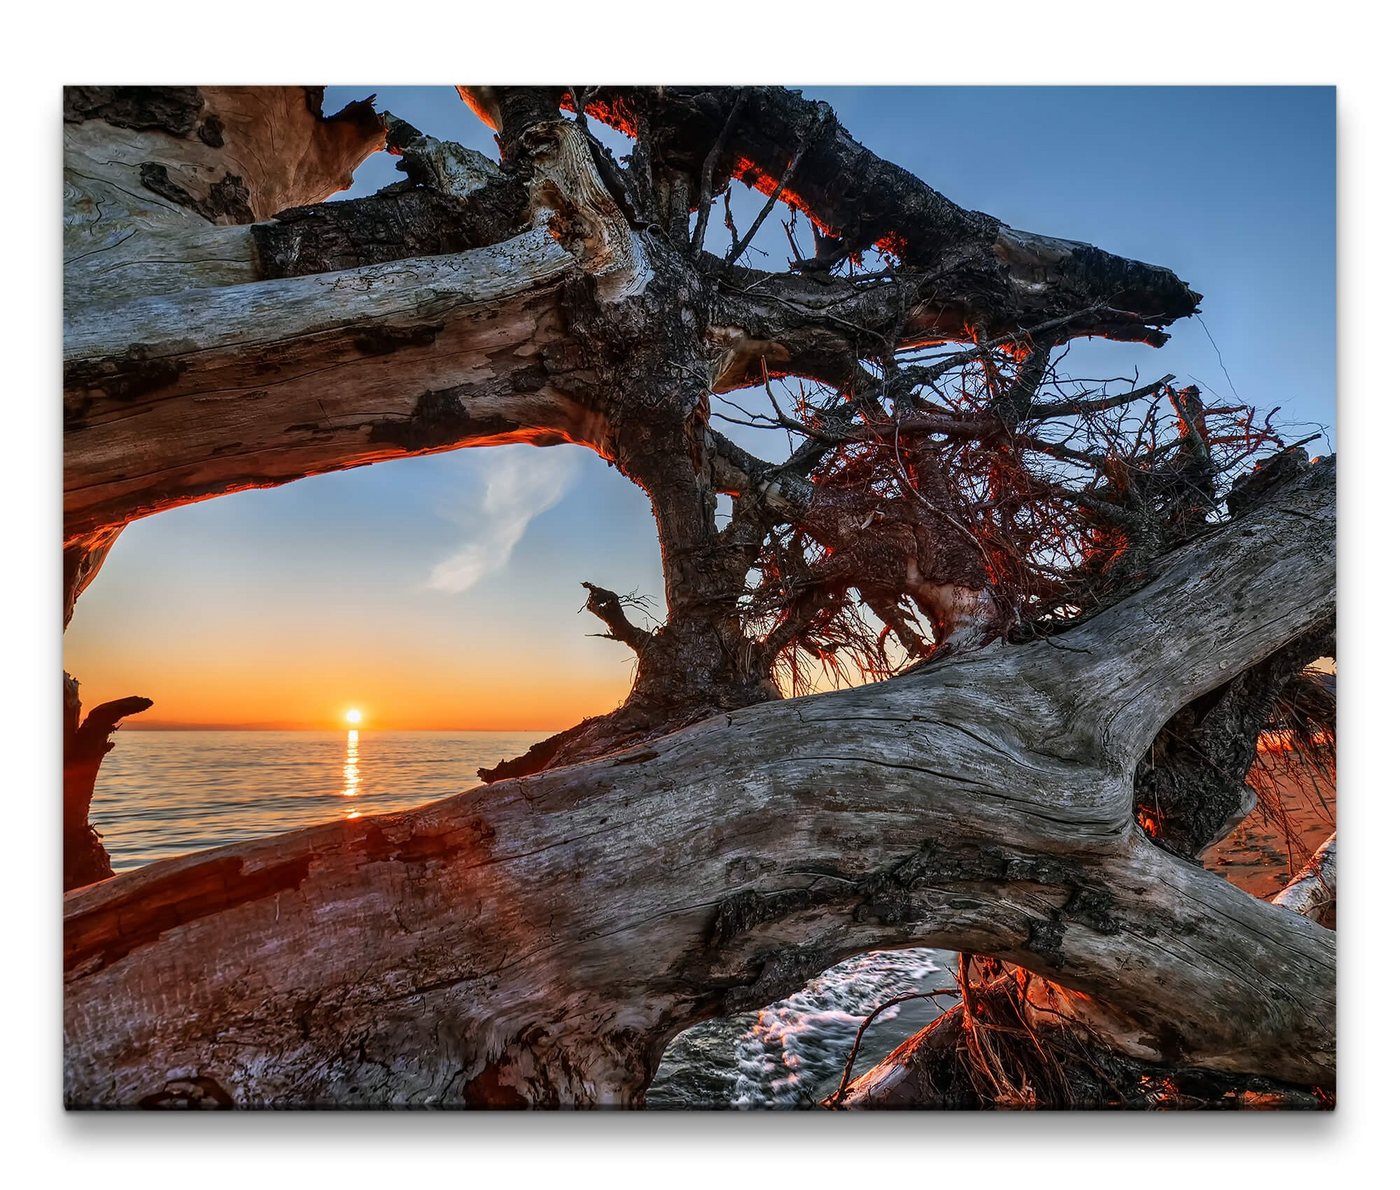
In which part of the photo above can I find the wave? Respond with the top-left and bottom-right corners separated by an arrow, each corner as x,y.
648,947 -> 957,1108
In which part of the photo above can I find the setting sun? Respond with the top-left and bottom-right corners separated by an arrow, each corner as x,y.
344,708 -> 363,726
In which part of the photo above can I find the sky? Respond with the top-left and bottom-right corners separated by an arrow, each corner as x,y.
62,86 -> 1336,730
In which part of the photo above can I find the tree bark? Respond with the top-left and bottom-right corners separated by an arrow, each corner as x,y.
63,460 -> 1334,1107
1274,833 -> 1336,926
63,675 -> 151,891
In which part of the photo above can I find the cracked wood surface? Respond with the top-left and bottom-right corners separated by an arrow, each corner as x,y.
64,229 -> 596,546
63,462 -> 1335,1106
64,87 -> 384,310
63,88 -> 608,556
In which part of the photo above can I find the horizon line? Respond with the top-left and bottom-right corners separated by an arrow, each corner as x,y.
123,722 -> 561,733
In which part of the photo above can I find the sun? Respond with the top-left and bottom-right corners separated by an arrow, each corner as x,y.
344,708 -> 363,726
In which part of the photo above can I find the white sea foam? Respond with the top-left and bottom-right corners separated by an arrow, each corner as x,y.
650,947 -> 957,1109
731,949 -> 952,1108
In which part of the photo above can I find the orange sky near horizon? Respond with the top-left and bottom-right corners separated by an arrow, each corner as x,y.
67,633 -> 634,732
63,559 -> 639,730
62,437 -> 663,733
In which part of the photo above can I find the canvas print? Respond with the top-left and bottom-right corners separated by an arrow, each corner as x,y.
62,85 -> 1335,1109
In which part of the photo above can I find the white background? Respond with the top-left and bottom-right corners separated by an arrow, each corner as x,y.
6,2 -> 1388,1182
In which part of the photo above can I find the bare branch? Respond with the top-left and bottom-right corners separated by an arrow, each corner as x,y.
581,582 -> 653,653
724,102 -> 831,266
690,90 -> 747,257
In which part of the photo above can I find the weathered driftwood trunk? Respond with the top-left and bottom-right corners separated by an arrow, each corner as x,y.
838,780 -> 1338,1110
63,459 -> 1335,1107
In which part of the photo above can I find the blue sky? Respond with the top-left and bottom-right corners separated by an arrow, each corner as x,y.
63,87 -> 1336,728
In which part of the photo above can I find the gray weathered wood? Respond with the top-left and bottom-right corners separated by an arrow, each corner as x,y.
1274,832 -> 1336,923
62,87 -> 1336,1110
64,230 -> 594,546
63,460 -> 1336,1106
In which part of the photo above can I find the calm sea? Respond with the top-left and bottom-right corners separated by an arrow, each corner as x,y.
92,729 -> 954,1107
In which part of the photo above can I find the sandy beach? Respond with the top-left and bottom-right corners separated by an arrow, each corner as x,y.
1203,765 -> 1336,899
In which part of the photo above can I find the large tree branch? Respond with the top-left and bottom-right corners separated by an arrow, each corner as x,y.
1069,456 -> 1336,762
581,87 -> 1201,344
65,86 -> 656,563
705,266 -> 1163,401
63,461 -> 1335,1107
64,230 -> 600,548
63,85 -> 601,618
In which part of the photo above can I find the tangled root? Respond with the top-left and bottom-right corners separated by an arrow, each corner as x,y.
829,956 -> 1333,1110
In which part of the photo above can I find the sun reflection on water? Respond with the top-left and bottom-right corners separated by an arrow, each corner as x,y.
342,728 -> 360,816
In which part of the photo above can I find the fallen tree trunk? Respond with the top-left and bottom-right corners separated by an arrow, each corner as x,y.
63,459 -> 1335,1107
1274,832 -> 1336,925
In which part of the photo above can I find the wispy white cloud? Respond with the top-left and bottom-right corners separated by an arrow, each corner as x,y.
427,448 -> 579,594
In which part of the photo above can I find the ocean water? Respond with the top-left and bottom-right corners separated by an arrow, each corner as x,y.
91,729 -> 956,1107
648,949 -> 957,1108
91,730 -> 543,871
